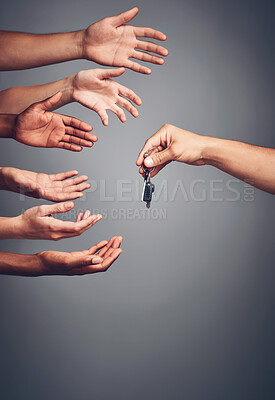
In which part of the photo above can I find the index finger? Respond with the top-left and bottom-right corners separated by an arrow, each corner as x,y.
136,134 -> 163,165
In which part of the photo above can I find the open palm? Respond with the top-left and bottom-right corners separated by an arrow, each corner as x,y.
72,68 -> 141,126
39,236 -> 123,275
2,167 -> 90,201
83,7 -> 168,74
14,92 -> 97,151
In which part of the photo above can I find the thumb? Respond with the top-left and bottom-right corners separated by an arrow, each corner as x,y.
34,92 -> 63,111
110,7 -> 139,27
41,201 -> 74,216
99,67 -> 125,79
68,254 -> 103,269
144,149 -> 172,168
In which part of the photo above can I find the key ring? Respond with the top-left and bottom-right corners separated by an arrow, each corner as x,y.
142,147 -> 158,173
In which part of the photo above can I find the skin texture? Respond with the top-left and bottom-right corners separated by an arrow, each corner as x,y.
0,92 -> 96,151
13,92 -> 96,151
0,7 -> 168,73
0,167 -> 91,201
136,124 -> 275,194
0,68 -> 142,124
0,201 -> 102,240
0,236 -> 123,276
82,7 -> 168,74
71,68 -> 142,126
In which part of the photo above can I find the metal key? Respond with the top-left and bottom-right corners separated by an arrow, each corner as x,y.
141,147 -> 157,208
143,179 -> 155,208
141,167 -> 155,208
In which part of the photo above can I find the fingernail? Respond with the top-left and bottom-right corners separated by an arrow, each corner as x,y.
145,157 -> 153,167
92,257 -> 102,264
66,201 -> 74,208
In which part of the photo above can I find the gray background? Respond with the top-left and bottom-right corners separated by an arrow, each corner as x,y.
0,0 -> 274,399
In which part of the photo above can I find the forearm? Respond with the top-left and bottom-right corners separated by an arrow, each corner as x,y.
0,216 -> 23,239
0,76 -> 74,114
0,30 -> 84,71
0,252 -> 43,276
0,167 -> 9,190
203,137 -> 275,194
0,114 -> 16,137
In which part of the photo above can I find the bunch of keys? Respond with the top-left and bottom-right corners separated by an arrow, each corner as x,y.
141,147 -> 157,208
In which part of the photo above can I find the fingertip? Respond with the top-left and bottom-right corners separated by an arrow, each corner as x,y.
66,201 -> 75,209
146,69 -> 152,75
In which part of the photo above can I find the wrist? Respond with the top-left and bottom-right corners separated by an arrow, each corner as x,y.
200,136 -> 224,166
0,167 -> 8,190
72,29 -> 86,59
0,114 -> 17,139
0,215 -> 24,239
59,75 -> 75,105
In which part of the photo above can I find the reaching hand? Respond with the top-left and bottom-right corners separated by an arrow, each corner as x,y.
16,201 -> 102,240
37,236 -> 123,276
72,68 -> 142,125
0,167 -> 91,201
82,7 -> 168,74
14,92 -> 97,151
136,124 -> 207,177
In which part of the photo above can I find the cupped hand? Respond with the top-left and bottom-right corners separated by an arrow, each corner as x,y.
136,124 -> 207,177
82,7 -> 168,74
1,167 -> 91,201
37,236 -> 123,276
14,92 -> 97,151
72,68 -> 141,125
17,201 -> 102,240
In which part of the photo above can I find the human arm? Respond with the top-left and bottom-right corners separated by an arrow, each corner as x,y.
0,7 -> 167,73
0,92 -> 97,151
0,167 -> 91,201
0,201 -> 102,240
0,236 -> 123,276
136,124 -> 275,194
0,68 -> 141,125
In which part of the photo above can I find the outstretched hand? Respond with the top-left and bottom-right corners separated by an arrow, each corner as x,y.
14,92 -> 97,151
37,236 -> 123,276
17,201 -> 102,240
1,167 -> 91,201
82,7 -> 168,74
72,68 -> 142,125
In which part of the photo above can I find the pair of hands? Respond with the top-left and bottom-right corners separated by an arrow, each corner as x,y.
13,69 -> 141,150
71,6 -> 168,124
0,168 -> 100,241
